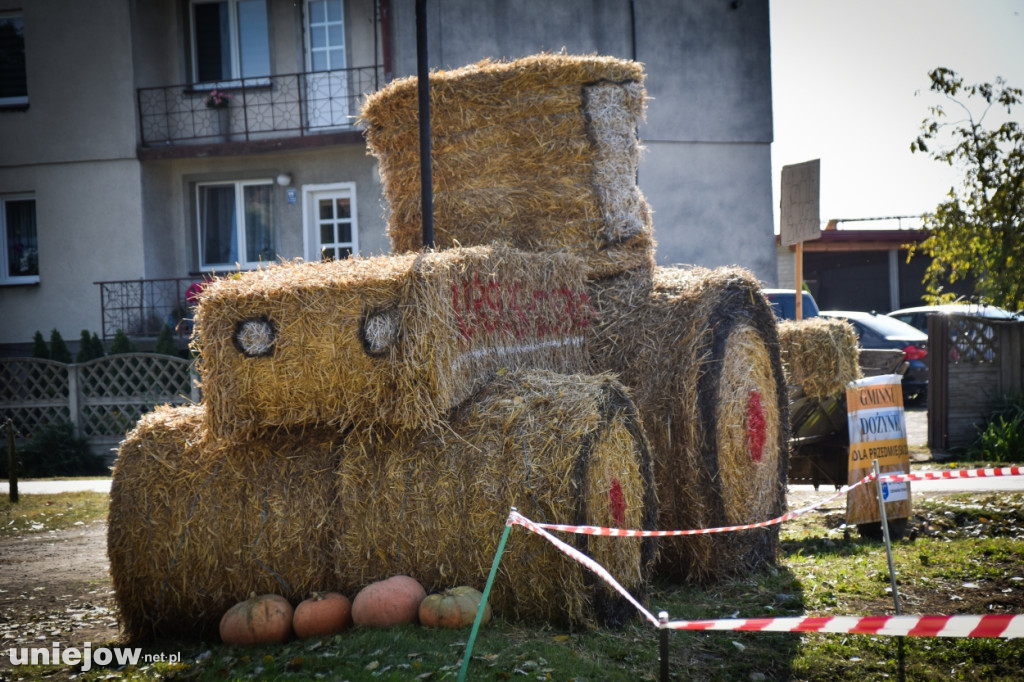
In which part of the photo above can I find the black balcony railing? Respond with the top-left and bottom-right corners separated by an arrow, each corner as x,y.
136,65 -> 386,146
96,277 -> 210,340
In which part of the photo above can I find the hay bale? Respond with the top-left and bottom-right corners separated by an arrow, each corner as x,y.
193,245 -> 591,439
107,371 -> 657,639
108,404 -> 342,641
360,53 -> 655,279
777,317 -> 862,398
335,369 -> 656,626
586,266 -> 790,582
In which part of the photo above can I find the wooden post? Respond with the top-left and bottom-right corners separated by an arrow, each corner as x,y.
6,418 -> 17,504
794,241 -> 804,321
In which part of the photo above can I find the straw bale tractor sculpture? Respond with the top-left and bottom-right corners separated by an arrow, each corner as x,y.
108,54 -> 791,641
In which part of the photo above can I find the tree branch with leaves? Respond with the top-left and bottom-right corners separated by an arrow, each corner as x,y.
910,67 -> 1024,311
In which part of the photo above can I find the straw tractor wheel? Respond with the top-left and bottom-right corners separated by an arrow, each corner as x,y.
688,283 -> 790,579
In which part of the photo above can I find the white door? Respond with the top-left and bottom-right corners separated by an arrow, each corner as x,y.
306,0 -> 349,128
304,184 -> 358,261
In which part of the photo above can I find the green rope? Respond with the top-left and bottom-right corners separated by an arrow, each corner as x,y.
458,510 -> 515,682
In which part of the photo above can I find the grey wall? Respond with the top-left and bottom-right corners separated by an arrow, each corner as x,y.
0,0 -> 143,345
385,0 -> 777,282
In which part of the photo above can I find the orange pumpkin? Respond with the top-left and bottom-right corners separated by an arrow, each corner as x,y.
351,575 -> 426,627
419,586 -> 490,628
293,591 -> 352,639
219,592 -> 293,645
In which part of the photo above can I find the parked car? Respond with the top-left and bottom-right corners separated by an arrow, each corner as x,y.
764,289 -> 821,320
887,303 -> 1023,333
819,310 -> 928,403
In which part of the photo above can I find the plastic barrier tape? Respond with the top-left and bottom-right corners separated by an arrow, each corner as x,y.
507,510 -> 660,626
533,467 -> 1023,538
661,614 -> 1024,638
508,509 -> 1024,639
881,466 -> 1023,482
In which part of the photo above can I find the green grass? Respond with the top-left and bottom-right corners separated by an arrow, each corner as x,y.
0,491 -> 109,539
6,491 -> 1022,681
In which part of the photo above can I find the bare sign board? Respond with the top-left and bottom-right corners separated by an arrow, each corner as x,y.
780,159 -> 821,246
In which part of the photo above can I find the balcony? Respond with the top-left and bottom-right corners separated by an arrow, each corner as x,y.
136,65 -> 386,150
95,277 -> 209,340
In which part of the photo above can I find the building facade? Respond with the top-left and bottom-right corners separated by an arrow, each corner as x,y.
0,0 -> 776,353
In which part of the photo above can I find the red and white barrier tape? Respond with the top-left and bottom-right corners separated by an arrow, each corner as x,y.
507,509 -> 1024,639
882,466 -> 1023,483
533,466 -> 1024,538
532,473 -> 875,538
661,614 -> 1024,638
507,510 -> 660,626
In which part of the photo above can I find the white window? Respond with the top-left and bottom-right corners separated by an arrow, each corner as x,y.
196,180 -> 276,270
1,195 -> 38,285
191,0 -> 270,84
0,12 -> 28,106
303,183 -> 358,261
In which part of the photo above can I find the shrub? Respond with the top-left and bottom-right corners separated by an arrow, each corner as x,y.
31,331 -> 49,359
109,329 -> 136,355
154,324 -> 180,357
49,329 -> 73,364
968,393 -> 1024,463
1,420 -> 106,478
76,330 -> 105,363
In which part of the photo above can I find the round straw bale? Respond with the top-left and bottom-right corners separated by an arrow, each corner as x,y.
108,404 -> 344,641
586,266 -> 790,583
359,53 -> 655,279
777,317 -> 862,398
107,371 -> 656,638
332,369 -> 657,627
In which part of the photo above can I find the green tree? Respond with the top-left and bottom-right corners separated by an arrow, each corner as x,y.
154,323 -> 179,356
31,330 -> 49,359
89,332 -> 106,359
49,329 -> 72,363
109,329 -> 136,354
910,68 -> 1024,311
76,330 -> 105,362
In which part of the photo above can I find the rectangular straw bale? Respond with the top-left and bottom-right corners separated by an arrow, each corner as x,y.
108,371 -> 657,638
777,317 -> 862,398
360,53 -> 655,278
193,245 -> 591,440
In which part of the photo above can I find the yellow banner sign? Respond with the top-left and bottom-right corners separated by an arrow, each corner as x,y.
846,375 -> 911,525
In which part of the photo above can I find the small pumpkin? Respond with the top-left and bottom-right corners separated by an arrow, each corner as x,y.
219,592 -> 293,645
293,591 -> 352,639
418,586 -> 490,629
351,575 -> 426,627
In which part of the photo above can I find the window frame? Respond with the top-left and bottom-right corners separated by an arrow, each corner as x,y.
1,194 -> 39,285
0,11 -> 28,107
189,0 -> 270,86
195,179 -> 277,272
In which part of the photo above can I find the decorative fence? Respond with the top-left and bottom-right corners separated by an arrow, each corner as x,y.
0,354 -> 199,461
928,315 -> 1024,449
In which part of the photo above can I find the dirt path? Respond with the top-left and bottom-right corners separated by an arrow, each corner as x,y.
0,520 -> 119,675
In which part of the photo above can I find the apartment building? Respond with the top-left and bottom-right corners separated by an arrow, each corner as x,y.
0,0 -> 775,353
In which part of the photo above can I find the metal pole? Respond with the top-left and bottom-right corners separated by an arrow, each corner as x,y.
415,0 -> 434,249
872,459 -> 906,681
659,611 -> 669,682
458,510 -> 514,682
7,419 -> 18,504
872,459 -> 902,614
